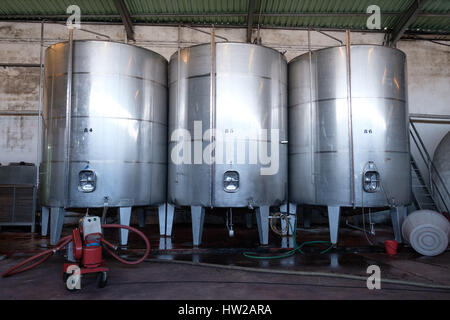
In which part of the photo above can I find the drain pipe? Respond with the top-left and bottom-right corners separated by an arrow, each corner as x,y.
63,28 -> 74,207
307,29 -> 315,187
209,25 -> 216,208
36,20 -> 45,189
345,30 -> 356,208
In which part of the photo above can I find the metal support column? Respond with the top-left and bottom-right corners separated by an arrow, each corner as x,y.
328,206 -> 341,245
118,206 -> 131,246
255,206 -> 270,245
50,207 -> 65,245
41,206 -> 49,236
390,206 -> 407,243
191,206 -> 205,246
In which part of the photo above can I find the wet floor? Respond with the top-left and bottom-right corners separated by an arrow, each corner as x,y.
1,223 -> 450,299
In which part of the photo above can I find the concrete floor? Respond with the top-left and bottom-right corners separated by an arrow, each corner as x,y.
1,223 -> 450,299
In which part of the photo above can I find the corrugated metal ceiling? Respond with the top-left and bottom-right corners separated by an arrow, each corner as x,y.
0,0 -> 449,34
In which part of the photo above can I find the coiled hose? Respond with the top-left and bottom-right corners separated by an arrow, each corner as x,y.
2,224 -> 150,277
244,213 -> 333,259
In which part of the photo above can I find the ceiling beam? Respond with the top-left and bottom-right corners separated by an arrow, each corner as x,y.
389,0 -> 430,47
1,11 -> 449,21
114,0 -> 134,41
246,0 -> 256,42
2,19 -> 449,37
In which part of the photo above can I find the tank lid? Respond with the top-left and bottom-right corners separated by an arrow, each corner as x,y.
169,41 -> 287,62
288,44 -> 406,64
46,39 -> 168,63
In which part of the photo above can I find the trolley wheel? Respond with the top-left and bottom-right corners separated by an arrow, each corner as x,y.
96,271 -> 108,288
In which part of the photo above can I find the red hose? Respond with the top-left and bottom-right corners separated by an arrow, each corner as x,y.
2,235 -> 72,277
101,224 -> 150,265
1,224 -> 150,277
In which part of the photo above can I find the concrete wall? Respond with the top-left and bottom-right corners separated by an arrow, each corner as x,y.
0,21 -> 448,172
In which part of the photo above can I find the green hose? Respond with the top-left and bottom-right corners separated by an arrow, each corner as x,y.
243,213 -> 334,259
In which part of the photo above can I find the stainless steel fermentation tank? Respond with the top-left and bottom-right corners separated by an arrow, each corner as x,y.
39,40 -> 168,244
288,45 -> 412,243
166,42 -> 288,246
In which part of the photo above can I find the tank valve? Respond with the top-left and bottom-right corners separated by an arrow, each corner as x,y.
226,208 -> 234,237
247,198 -> 254,210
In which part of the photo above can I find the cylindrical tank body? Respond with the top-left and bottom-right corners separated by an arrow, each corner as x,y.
289,45 -> 411,207
39,40 -> 168,208
168,43 -> 287,208
432,131 -> 450,211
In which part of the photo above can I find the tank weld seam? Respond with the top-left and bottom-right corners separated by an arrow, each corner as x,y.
47,72 -> 168,88
186,73 -> 210,80
168,139 -> 277,143
289,150 -> 409,155
288,96 -> 406,108
47,160 -> 167,164
47,116 -> 167,126
170,73 -> 282,84
167,73 -> 211,84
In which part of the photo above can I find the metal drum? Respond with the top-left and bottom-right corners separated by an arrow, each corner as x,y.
39,40 -> 167,244
167,42 -> 288,245
288,45 -> 411,243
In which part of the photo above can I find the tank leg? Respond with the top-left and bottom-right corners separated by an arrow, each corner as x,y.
281,217 -> 288,236
328,206 -> 340,245
118,207 -> 132,246
41,206 -> 49,236
288,203 -> 297,236
287,204 -> 297,248
158,203 -> 175,236
50,207 -> 65,245
303,207 -> 312,229
256,206 -> 270,245
158,204 -> 165,236
137,208 -> 146,228
281,237 -> 288,248
245,212 -> 253,229
159,237 -> 165,250
166,203 -> 175,236
166,237 -> 172,250
390,206 -> 407,243
288,214 -> 297,236
191,206 -> 205,246
280,203 -> 297,235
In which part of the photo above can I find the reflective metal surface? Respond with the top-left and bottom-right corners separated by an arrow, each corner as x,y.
433,131 -> 450,211
289,45 -> 411,207
168,43 -> 287,207
39,40 -> 168,208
